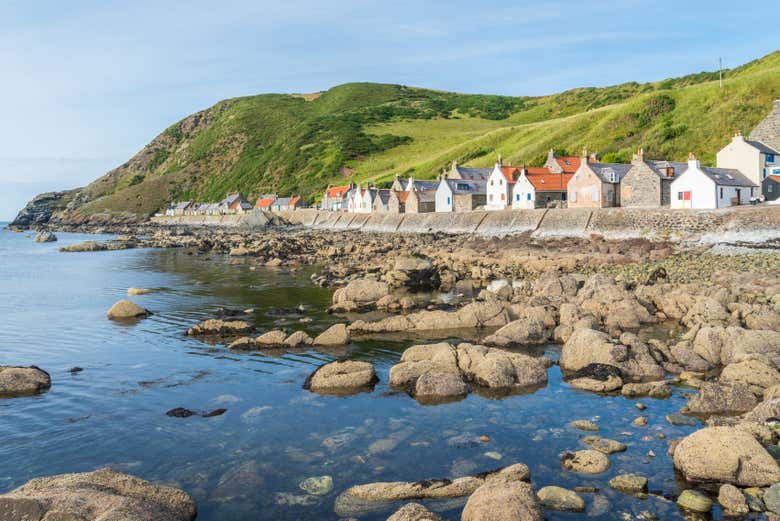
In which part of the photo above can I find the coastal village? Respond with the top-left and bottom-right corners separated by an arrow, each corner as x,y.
166,99 -> 780,217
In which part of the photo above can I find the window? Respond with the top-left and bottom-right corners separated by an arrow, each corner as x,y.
500,193 -> 505,201
768,154 -> 775,163
447,197 -> 451,205
769,185 -> 774,193
489,194 -> 494,201
677,192 -> 683,201
527,193 -> 532,201
562,193 -> 567,201
720,188 -> 724,199
515,194 -> 520,201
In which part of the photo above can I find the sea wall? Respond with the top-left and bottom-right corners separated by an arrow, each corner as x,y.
151,205 -> 780,242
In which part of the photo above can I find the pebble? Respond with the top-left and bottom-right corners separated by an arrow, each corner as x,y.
483,451 -> 502,460
633,416 -> 648,427
479,435 -> 490,443
635,402 -> 646,410
570,420 -> 599,432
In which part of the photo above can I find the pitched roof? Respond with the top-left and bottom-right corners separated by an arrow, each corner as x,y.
768,175 -> 780,183
255,197 -> 276,208
288,196 -> 301,206
272,197 -> 292,207
446,179 -> 487,195
174,201 -> 192,210
395,190 -> 410,203
525,171 -> 573,191
375,189 -> 392,204
699,167 -> 758,187
412,189 -> 436,203
326,185 -> 349,198
555,156 -> 581,173
745,140 -> 780,155
497,166 -> 522,183
407,179 -> 440,191
647,160 -> 687,178
589,162 -> 632,183
454,165 -> 492,181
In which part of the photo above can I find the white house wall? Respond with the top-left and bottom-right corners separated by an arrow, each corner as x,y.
511,177 -> 536,209
435,182 -> 454,212
716,138 -> 763,193
486,166 -> 510,210
670,168 -> 716,209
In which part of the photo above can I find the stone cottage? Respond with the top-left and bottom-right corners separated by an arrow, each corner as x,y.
620,149 -> 686,207
405,189 -> 436,213
372,189 -> 392,213
435,178 -> 487,212
670,153 -> 758,209
567,152 -> 631,208
388,190 -> 407,213
543,149 -> 582,174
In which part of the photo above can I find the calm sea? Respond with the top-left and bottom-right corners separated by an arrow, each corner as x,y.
0,225 -> 711,520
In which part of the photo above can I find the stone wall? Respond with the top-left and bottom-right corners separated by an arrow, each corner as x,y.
749,99 -> 780,151
153,206 -> 780,243
621,162 -> 662,207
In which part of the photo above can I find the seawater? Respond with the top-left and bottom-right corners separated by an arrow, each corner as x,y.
0,226 -> 727,520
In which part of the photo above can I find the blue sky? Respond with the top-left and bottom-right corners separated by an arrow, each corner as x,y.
1,0 -> 777,219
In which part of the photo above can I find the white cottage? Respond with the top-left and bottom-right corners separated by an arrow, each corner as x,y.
670,154 -> 758,209
485,160 -> 522,211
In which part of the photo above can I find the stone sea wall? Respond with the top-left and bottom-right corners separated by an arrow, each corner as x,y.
151,205 -> 780,242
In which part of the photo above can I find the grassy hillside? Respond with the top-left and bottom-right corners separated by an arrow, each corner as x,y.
77,50 -> 780,215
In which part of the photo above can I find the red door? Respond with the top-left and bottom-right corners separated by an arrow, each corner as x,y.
681,191 -> 691,208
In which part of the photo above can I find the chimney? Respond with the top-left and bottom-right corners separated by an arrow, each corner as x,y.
581,147 -> 588,161
687,152 -> 700,169
631,147 -> 644,164
408,175 -> 415,191
497,153 -> 503,166
734,130 -> 744,141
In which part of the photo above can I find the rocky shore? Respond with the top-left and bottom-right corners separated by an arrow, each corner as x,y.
9,220 -> 780,520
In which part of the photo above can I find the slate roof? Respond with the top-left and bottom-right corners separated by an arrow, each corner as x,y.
446,179 -> 487,195
272,197 -> 292,208
375,189 -> 392,204
174,201 -> 192,210
648,160 -> 687,179
412,190 -> 436,202
454,165 -> 492,181
746,140 -> 780,155
407,180 -> 440,191
589,163 -> 632,183
699,167 -> 758,187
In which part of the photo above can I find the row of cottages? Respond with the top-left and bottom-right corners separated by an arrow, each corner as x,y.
253,194 -> 305,211
165,193 -> 253,216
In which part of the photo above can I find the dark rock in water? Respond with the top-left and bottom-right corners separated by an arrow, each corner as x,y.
69,366 -> 84,374
34,231 -> 57,243
9,189 -> 78,229
166,407 -> 196,418
202,408 -> 227,417
215,307 -> 254,318
571,363 -> 624,382
265,305 -> 306,317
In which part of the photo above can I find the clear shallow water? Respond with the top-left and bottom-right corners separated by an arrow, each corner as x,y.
0,226 -> 728,520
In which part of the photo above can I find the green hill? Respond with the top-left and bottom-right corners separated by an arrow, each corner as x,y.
45,50 -> 780,217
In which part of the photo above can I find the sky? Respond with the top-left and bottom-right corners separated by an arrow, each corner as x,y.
1,0 -> 778,220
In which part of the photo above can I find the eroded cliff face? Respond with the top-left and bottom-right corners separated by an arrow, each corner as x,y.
9,190 -> 81,229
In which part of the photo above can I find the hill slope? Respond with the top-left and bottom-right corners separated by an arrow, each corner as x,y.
12,50 -> 780,224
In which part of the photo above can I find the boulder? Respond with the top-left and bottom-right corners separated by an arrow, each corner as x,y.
560,450 -> 610,474
567,363 -> 623,392
313,324 -> 350,346
742,397 -> 780,423
462,481 -> 544,521
681,382 -> 758,416
386,503 -> 444,521
305,361 -> 377,395
581,436 -> 626,454
127,287 -> 155,296
0,468 -> 196,521
621,381 -> 672,399
718,483 -> 749,516
0,366 -> 51,397
348,300 -> 511,334
536,486 -> 584,512
673,427 -> 780,486
609,474 -> 648,494
560,329 -> 663,381
682,297 -> 730,327
107,299 -> 150,320
253,329 -> 289,346
677,489 -> 712,513
331,279 -> 390,311
284,330 -> 313,347
764,482 -> 780,515
414,371 -> 468,403
576,274 -> 655,330
187,318 -> 252,337
720,359 -> 780,393
532,270 -> 578,300
692,326 -> 780,367
483,318 -> 550,347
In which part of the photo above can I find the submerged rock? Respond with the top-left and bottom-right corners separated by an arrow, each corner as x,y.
677,489 -> 712,513
298,475 -> 333,496
673,427 -> 780,486
536,486 -> 584,512
560,450 -> 610,474
462,480 -> 544,521
609,474 -> 648,494
0,366 -> 51,397
107,299 -> 151,320
386,502 -> 444,521
581,436 -> 626,454
304,361 -> 377,395
0,468 -> 196,521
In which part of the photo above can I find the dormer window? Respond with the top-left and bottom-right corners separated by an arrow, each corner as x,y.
767,154 -> 775,163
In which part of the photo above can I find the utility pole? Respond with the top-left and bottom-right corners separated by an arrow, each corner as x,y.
719,57 -> 723,89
